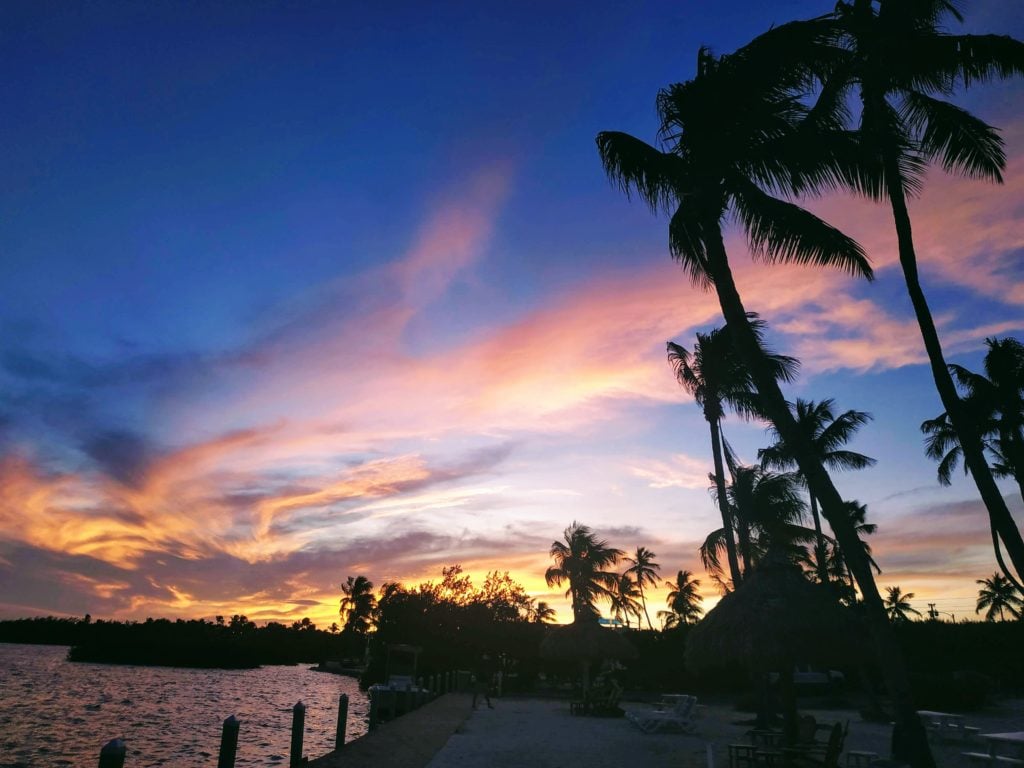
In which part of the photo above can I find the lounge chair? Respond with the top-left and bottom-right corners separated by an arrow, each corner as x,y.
626,694 -> 698,734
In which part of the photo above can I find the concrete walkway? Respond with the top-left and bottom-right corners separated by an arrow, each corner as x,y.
308,693 -> 474,768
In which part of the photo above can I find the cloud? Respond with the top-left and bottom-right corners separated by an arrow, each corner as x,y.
4,131 -> 1024,626
629,453 -> 711,490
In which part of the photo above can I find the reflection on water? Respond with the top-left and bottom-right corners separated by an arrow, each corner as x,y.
0,643 -> 369,767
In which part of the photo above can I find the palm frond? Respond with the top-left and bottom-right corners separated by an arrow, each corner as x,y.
901,91 -> 1004,180
596,132 -> 682,214
730,179 -> 874,280
668,202 -> 715,289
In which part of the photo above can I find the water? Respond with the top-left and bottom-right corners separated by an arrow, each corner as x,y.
0,643 -> 369,767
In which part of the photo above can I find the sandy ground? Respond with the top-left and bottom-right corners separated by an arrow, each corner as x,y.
425,696 -> 1024,768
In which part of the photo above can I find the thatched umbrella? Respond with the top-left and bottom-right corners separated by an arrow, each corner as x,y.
540,619 -> 638,692
686,558 -> 862,741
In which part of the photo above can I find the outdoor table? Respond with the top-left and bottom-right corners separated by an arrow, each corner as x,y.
749,730 -> 784,748
980,732 -> 1024,764
654,693 -> 692,712
728,743 -> 757,768
918,709 -> 966,738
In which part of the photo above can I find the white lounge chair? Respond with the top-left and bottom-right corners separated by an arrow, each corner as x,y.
627,694 -> 698,734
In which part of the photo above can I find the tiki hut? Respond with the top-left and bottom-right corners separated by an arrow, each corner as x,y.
686,558 -> 861,742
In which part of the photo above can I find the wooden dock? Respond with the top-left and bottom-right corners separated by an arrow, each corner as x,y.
309,693 -> 473,768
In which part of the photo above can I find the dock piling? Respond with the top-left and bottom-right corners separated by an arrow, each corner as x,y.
289,701 -> 306,767
217,715 -> 240,768
98,738 -> 126,768
335,693 -> 348,751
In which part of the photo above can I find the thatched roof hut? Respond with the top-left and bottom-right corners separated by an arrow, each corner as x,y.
685,559 -> 863,742
685,559 -> 859,674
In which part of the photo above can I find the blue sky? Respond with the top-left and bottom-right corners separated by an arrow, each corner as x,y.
1,0 -> 1022,625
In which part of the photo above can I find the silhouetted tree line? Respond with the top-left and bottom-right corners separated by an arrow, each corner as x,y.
0,614 -> 339,668
892,620 -> 1024,709
357,566 -> 551,690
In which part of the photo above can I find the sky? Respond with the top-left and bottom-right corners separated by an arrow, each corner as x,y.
1,0 -> 1022,628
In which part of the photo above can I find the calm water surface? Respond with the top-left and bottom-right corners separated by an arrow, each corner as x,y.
0,643 -> 369,767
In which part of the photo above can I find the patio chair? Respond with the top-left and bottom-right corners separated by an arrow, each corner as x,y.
626,694 -> 698,734
786,721 -> 846,768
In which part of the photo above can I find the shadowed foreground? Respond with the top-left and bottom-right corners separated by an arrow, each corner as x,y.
310,694 -> 1024,768
308,693 -> 474,768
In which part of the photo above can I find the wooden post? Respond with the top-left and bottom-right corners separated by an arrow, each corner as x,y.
218,715 -> 240,768
289,701 -> 306,767
368,689 -> 379,731
98,739 -> 126,768
335,693 -> 348,751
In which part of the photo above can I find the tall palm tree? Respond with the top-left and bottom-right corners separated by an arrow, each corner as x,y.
545,522 -> 624,622
339,575 -> 377,634
975,573 -> 1024,622
884,586 -> 922,623
669,320 -> 798,585
607,572 -> 643,628
599,45 -> 932,766
661,569 -> 704,627
760,398 -> 876,583
623,546 -> 662,629
762,0 -> 1024,587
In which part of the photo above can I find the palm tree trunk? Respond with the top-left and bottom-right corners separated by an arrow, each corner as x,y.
809,493 -> 829,584
710,418 -> 744,587
881,148 -> 1024,585
703,222 -> 935,768
639,584 -> 654,630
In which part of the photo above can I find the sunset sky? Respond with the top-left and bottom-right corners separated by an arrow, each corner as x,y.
1,1 -> 1022,628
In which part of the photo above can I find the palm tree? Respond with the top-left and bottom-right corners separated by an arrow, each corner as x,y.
763,0 -> 1024,588
545,522 -> 624,622
975,573 -> 1024,622
884,586 -> 922,623
661,569 -> 704,627
607,572 -> 643,628
923,338 -> 1024,500
599,45 -> 931,766
826,501 -> 881,596
760,398 -> 876,583
668,321 -> 798,585
623,546 -> 661,629
530,600 -> 558,625
922,337 -> 1024,588
339,575 -> 377,634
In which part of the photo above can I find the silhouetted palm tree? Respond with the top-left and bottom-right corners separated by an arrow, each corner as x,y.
340,575 -> 377,634
923,338 -> 1024,501
826,501 -> 881,598
660,569 -> 704,627
922,337 -> 1024,588
763,0 -> 1024,588
884,586 -> 922,623
669,320 -> 797,585
760,398 -> 876,583
545,522 -> 624,622
530,600 -> 558,625
599,45 -> 928,764
608,573 -> 642,628
975,572 -> 1024,622
624,546 -> 661,629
